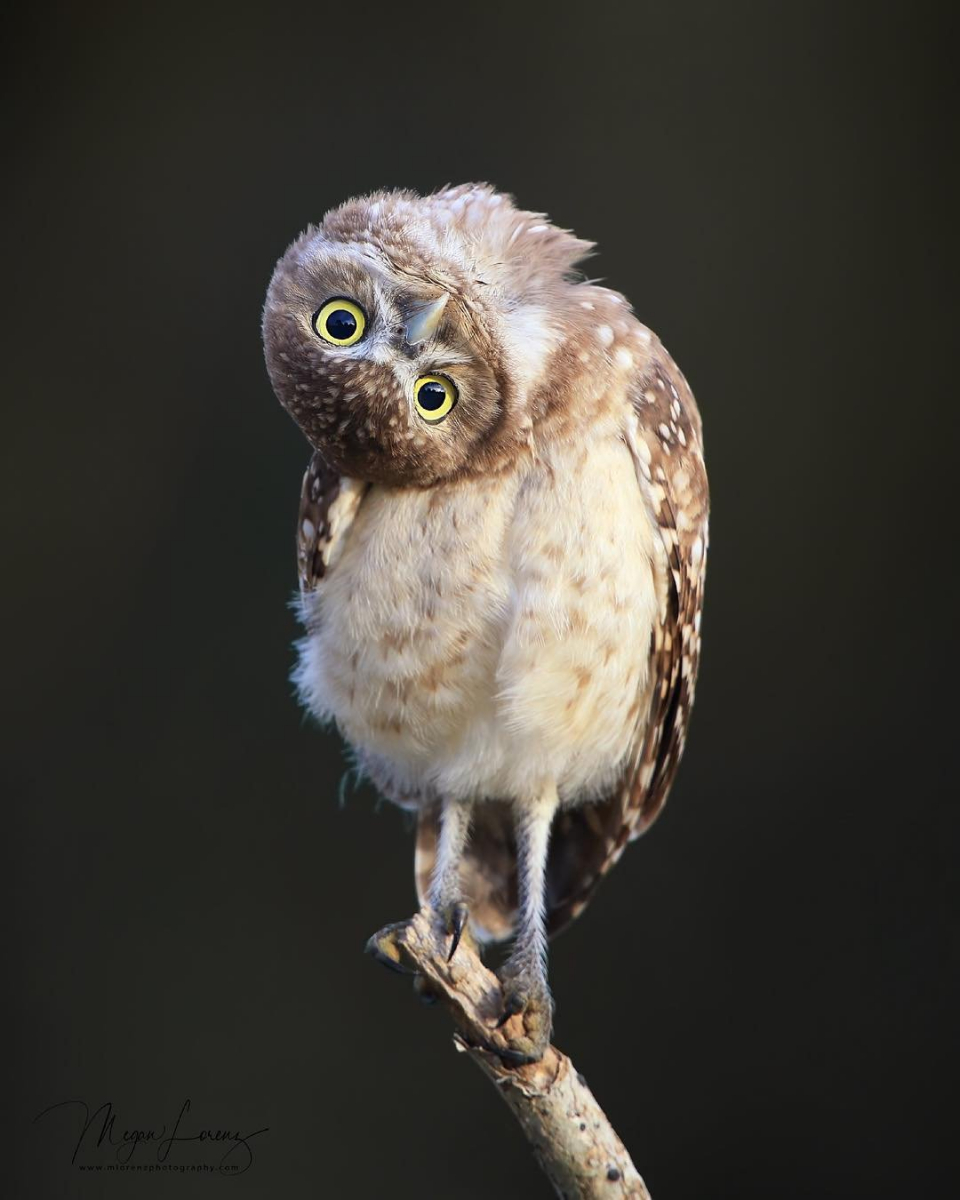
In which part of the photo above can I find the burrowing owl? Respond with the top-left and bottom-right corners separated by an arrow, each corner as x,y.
262,184 -> 708,1062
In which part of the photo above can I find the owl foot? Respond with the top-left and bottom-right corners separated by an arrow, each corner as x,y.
491,962 -> 554,1064
368,909 -> 478,1000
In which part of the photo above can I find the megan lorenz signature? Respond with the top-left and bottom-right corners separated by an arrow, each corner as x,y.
33,1098 -> 269,1174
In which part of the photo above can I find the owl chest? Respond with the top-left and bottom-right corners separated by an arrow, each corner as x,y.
299,435 -> 663,803
309,477 -> 518,765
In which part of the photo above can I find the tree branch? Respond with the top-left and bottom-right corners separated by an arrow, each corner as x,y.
366,911 -> 652,1199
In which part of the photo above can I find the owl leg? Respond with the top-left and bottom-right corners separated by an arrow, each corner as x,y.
495,784 -> 559,1064
429,798 -> 474,961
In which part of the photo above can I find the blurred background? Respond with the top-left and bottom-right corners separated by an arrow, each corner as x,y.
5,1 -> 954,1197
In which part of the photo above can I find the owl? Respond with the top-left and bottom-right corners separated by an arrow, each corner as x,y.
262,184 -> 708,1062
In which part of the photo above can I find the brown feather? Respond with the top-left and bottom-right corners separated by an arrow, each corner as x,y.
542,351 -> 709,934
296,451 -> 368,598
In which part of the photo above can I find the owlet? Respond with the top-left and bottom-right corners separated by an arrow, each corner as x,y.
262,184 -> 709,1062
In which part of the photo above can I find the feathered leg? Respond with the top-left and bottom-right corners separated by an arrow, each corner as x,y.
496,783 -> 559,1062
429,798 -> 474,960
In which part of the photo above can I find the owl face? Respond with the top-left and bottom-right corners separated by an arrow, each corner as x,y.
263,186 -> 596,488
264,240 -> 499,486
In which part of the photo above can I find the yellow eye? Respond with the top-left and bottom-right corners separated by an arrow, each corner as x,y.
313,298 -> 367,346
414,375 -> 458,424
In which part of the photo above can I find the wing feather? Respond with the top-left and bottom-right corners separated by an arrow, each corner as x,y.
296,451 -> 367,600
545,348 -> 709,933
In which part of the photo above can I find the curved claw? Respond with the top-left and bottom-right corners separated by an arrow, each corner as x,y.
364,922 -> 417,975
491,1042 -> 543,1067
447,901 -> 470,961
413,975 -> 439,1005
495,990 -> 524,1028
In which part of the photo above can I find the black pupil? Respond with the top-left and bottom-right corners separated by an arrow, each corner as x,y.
418,381 -> 447,411
326,308 -> 357,340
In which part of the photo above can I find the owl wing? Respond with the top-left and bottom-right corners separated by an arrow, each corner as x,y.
296,451 -> 367,598
544,349 -> 709,934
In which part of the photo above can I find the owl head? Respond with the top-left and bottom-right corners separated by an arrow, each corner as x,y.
262,184 -> 595,487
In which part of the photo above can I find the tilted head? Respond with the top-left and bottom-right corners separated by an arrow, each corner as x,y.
262,184 -> 596,487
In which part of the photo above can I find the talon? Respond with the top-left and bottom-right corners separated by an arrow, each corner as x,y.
495,991 -> 524,1028
447,902 -> 469,961
413,975 -> 439,1005
364,923 -> 416,975
494,1044 -> 542,1067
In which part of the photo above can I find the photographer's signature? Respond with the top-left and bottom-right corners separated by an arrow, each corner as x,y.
34,1098 -> 268,1173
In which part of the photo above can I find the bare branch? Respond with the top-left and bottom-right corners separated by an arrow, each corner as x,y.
366,911 -> 652,1199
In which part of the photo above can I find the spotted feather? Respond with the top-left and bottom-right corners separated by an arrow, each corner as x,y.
544,351 -> 708,933
296,451 -> 367,600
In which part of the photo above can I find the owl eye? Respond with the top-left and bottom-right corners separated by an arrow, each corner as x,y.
313,298 -> 367,346
414,375 -> 458,424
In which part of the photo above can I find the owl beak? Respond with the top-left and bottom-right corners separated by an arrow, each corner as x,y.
404,293 -> 449,345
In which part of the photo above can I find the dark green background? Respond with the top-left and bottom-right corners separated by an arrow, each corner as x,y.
6,2 -> 954,1197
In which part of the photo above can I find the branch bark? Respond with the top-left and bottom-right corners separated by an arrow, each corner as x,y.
366,911 -> 651,1200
